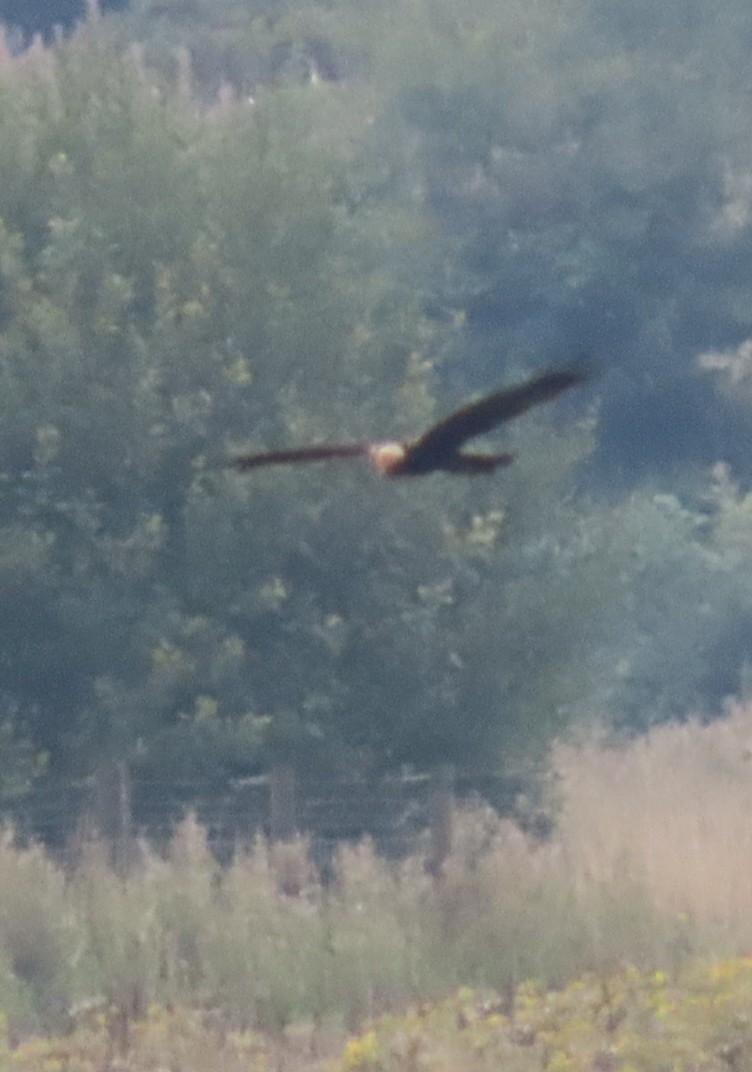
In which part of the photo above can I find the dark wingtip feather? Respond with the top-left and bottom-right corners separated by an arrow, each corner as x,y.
561,358 -> 598,385
536,358 -> 595,389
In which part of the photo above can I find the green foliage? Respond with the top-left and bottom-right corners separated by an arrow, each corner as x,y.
107,0 -> 349,97
0,830 -> 77,1032
0,739 -> 745,1044
0,25 -> 608,786
0,809 -> 708,1039
4,0 -> 752,790
4,1003 -> 277,1072
3,711 -> 752,1042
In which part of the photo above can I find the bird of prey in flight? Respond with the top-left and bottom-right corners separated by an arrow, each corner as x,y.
229,364 -> 589,478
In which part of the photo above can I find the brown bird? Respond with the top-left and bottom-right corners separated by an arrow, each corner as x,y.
230,364 -> 589,477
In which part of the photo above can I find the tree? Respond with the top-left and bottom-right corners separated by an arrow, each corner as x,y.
0,29 -> 608,789
6,1 -> 752,807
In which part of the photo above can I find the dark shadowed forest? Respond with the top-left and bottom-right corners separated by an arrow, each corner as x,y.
0,0 -> 750,825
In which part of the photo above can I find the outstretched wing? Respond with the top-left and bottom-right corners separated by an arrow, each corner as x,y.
407,364 -> 590,461
230,443 -> 368,471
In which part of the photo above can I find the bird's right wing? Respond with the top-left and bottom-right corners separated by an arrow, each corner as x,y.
229,443 -> 368,471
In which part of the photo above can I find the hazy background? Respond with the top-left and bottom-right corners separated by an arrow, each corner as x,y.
0,0 -> 750,827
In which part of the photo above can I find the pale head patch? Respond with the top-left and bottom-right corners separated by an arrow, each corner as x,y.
369,442 -> 407,475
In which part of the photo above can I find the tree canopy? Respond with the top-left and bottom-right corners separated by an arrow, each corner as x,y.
1,1 -> 752,804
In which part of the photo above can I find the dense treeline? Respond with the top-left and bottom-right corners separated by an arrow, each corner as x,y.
0,1 -> 752,802
0,0 -> 125,41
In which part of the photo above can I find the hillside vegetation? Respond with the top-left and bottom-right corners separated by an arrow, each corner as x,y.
0,0 -> 751,807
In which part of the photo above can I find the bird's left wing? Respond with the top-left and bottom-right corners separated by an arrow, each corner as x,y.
408,363 -> 590,459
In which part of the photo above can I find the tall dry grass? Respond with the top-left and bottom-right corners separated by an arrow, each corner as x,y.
554,699 -> 752,946
2,705 -> 752,1041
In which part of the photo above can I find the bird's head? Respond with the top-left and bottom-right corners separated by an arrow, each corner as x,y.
368,441 -> 408,475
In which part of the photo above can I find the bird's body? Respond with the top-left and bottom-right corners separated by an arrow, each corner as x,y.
230,364 -> 589,478
367,441 -> 514,476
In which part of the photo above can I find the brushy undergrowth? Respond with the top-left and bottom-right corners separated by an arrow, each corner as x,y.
335,959 -> 752,1072
8,960 -> 752,1072
0,810 -> 691,1042
2,1003 -> 306,1072
0,705 -> 752,1050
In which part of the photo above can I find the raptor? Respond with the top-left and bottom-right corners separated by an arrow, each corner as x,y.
230,364 -> 589,477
